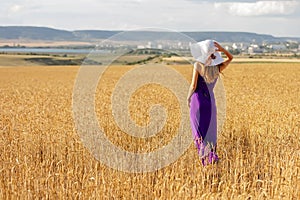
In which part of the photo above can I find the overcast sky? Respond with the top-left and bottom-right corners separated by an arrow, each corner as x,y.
1,0 -> 300,37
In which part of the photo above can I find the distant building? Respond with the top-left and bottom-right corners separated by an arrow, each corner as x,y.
137,45 -> 145,49
270,44 -> 287,51
232,43 -> 238,50
248,46 -> 263,54
146,41 -> 152,48
248,47 -> 254,54
250,44 -> 259,48
232,43 -> 248,51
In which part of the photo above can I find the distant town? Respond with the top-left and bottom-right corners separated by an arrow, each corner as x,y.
1,26 -> 300,57
97,40 -> 300,57
139,41 -> 299,54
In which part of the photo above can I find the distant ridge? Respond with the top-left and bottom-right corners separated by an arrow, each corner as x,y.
0,26 -> 299,43
0,26 -> 76,41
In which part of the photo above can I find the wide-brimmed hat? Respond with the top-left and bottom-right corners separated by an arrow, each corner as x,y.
190,39 -> 224,66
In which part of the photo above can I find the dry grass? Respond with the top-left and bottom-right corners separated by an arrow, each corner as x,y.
0,62 -> 299,199
0,54 -> 46,66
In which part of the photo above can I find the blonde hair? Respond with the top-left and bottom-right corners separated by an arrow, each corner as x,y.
194,62 -> 221,84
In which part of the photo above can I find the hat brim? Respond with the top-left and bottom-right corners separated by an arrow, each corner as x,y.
209,52 -> 224,66
195,51 -> 224,66
190,40 -> 224,66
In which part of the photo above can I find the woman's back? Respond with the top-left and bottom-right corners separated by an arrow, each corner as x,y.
194,63 -> 219,100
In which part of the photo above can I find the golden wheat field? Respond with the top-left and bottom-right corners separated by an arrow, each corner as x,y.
0,62 -> 299,199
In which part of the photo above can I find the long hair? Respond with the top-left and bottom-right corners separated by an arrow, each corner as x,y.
195,62 -> 223,84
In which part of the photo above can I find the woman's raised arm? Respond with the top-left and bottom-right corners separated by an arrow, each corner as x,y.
214,42 -> 233,72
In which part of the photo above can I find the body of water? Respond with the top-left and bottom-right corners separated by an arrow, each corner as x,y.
0,48 -> 108,54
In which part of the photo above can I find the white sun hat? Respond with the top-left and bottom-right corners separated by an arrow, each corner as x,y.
190,39 -> 224,66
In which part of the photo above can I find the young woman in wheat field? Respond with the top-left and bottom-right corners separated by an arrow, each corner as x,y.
187,39 -> 233,166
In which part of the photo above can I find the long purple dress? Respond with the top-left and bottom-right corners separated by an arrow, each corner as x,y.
189,70 -> 219,166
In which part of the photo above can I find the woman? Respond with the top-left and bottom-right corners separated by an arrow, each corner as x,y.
187,39 -> 233,166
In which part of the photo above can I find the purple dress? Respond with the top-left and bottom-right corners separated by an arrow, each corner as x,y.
189,71 -> 219,166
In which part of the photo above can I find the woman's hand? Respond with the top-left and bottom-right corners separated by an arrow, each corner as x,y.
214,41 -> 224,52
187,97 -> 191,108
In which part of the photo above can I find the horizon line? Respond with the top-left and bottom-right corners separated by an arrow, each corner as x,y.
1,25 -> 299,39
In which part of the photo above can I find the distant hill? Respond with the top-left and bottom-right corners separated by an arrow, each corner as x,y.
0,26 -> 76,41
0,26 -> 299,43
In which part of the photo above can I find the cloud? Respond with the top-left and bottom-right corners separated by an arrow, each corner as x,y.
9,4 -> 22,13
189,0 -> 257,2
1,0 -> 300,37
214,0 -> 299,17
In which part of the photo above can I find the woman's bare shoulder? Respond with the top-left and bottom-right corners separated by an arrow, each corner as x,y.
193,61 -> 203,70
